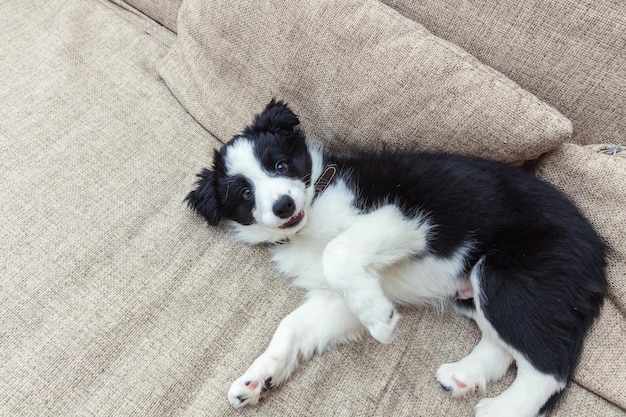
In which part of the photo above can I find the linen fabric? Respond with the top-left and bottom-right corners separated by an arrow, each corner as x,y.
382,0 -> 626,146
117,0 -> 182,32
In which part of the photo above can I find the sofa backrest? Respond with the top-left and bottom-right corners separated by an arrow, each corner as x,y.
382,0 -> 626,145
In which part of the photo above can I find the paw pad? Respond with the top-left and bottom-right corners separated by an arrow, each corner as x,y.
228,375 -> 274,408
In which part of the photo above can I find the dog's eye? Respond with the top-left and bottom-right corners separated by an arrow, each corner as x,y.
241,188 -> 253,200
275,161 -> 289,174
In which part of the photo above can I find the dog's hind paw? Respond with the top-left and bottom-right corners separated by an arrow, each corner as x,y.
436,362 -> 485,398
474,397 -> 514,417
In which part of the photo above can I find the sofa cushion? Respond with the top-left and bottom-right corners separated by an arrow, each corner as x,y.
536,143 -> 626,410
118,0 -> 182,32
158,0 -> 572,164
382,0 -> 626,146
0,0 -> 222,415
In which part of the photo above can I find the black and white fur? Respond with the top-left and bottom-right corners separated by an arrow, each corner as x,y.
186,100 -> 606,417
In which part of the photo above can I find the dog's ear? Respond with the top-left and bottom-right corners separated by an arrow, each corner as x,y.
244,98 -> 300,136
185,167 -> 222,226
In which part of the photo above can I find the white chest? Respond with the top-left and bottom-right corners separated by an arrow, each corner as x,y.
270,180 -> 467,303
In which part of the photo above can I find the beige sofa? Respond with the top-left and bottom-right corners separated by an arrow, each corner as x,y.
1,0 -> 624,416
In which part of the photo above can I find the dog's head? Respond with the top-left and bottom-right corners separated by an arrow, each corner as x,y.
186,99 -> 314,243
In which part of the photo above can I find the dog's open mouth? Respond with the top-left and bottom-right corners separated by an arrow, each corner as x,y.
279,210 -> 305,229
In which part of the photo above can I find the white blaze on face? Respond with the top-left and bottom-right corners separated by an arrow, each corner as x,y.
224,139 -> 306,228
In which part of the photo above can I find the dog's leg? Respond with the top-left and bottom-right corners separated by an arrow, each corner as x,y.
463,257 -> 565,417
322,205 -> 429,344
474,356 -> 565,417
436,336 -> 513,397
228,290 -> 363,408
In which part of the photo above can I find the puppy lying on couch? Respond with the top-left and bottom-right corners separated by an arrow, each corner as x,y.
186,99 -> 606,417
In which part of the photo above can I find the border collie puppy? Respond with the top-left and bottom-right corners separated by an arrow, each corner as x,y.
186,99 -> 606,417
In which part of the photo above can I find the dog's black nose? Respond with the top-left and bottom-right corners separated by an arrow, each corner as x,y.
273,195 -> 296,219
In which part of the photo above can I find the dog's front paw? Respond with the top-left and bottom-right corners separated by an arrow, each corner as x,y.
364,305 -> 400,344
228,374 -> 274,408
